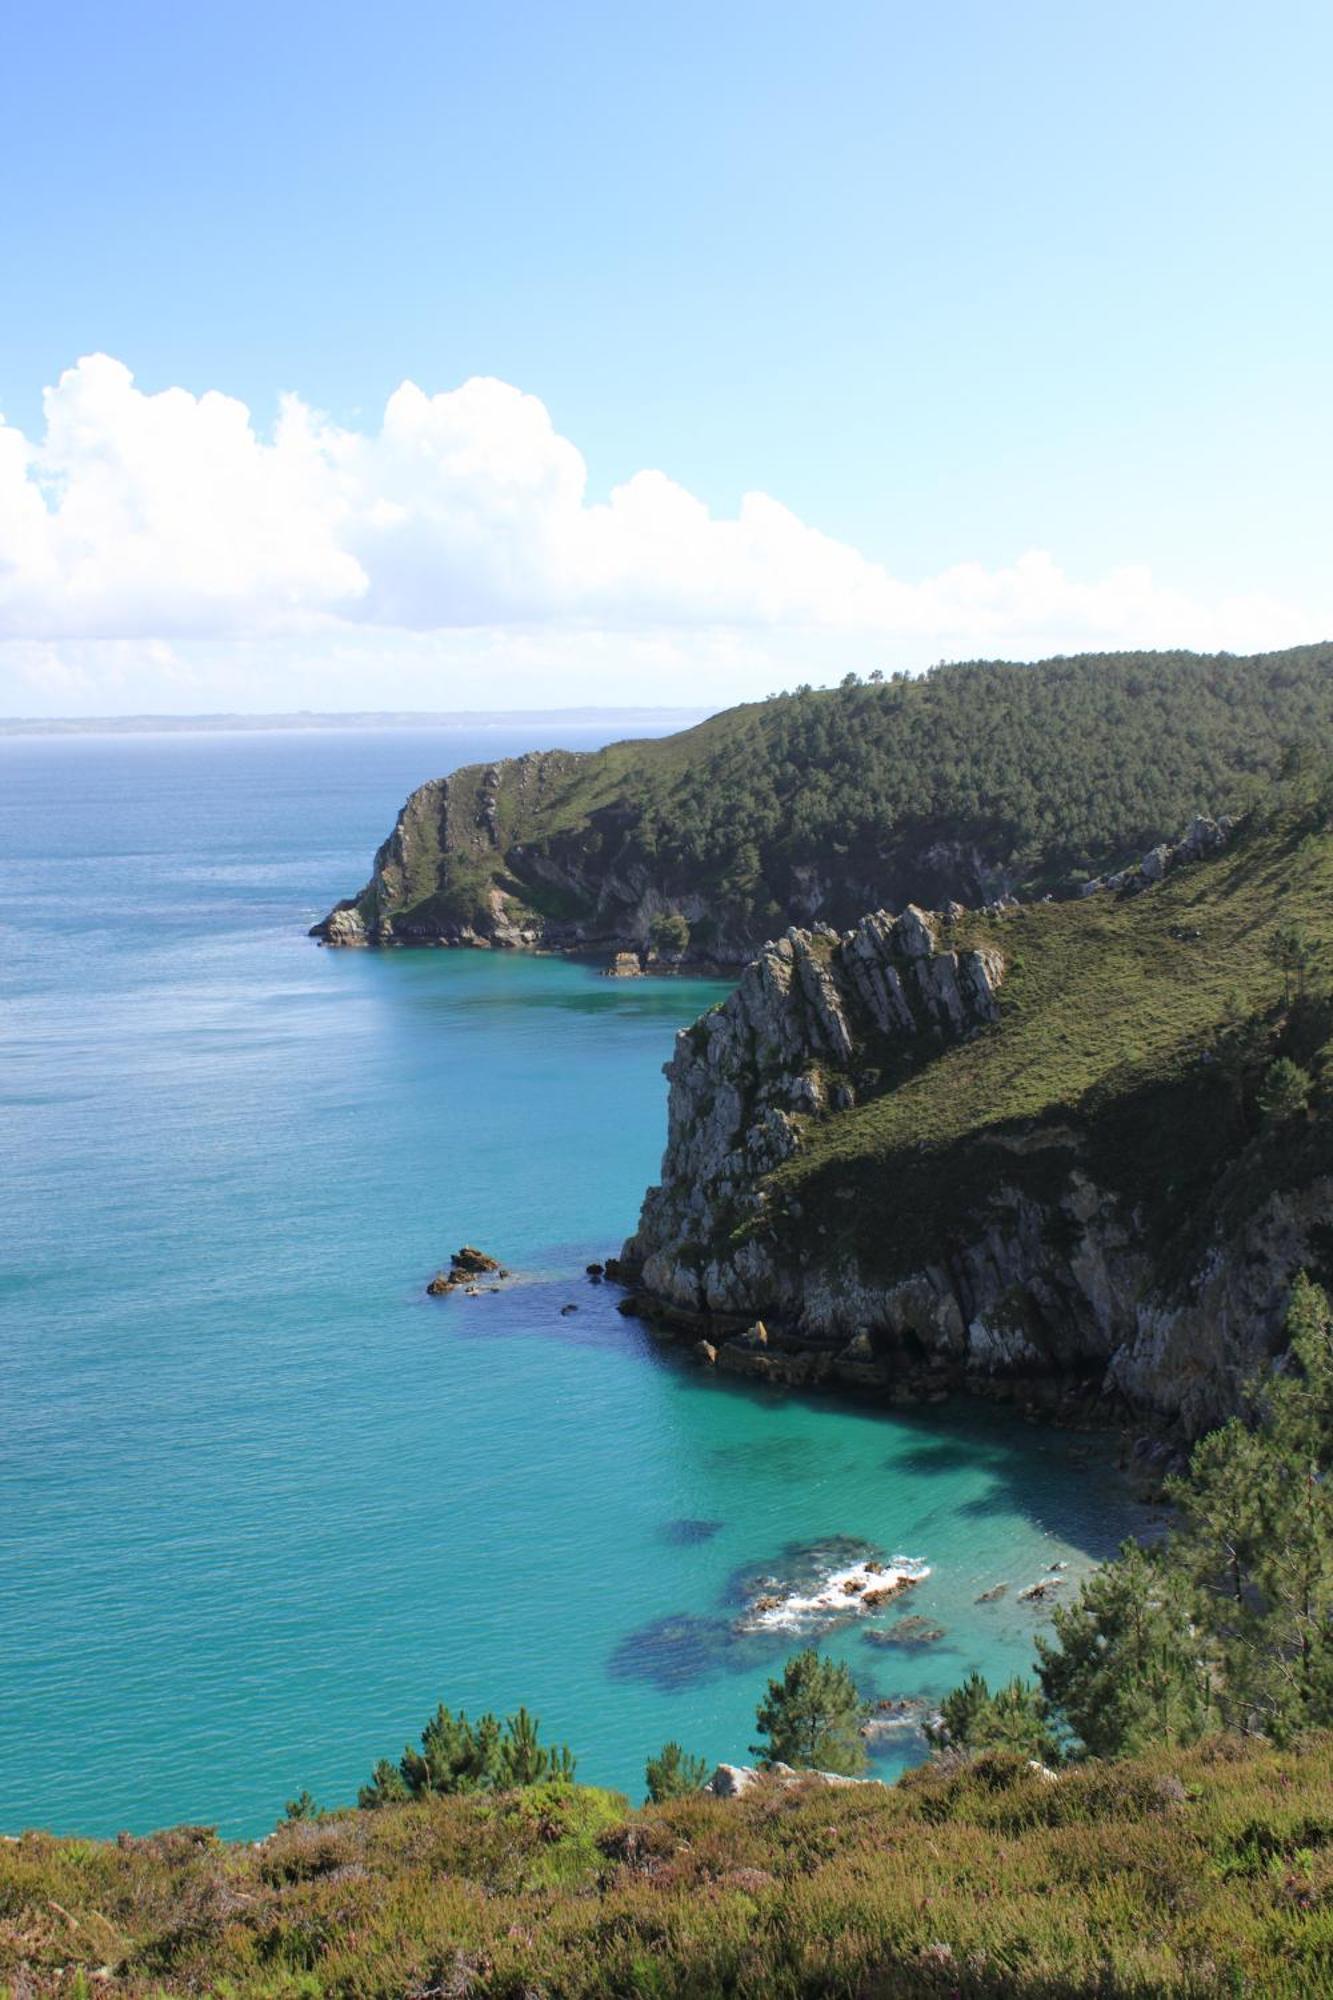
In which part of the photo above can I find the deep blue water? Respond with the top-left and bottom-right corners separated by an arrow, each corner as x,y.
0,726 -> 1146,1837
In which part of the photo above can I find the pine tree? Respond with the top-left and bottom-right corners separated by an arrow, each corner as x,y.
644,1741 -> 711,1802
927,1673 -> 1060,1763
1265,923 -> 1323,1007
497,1705 -> 577,1786
1257,1057 -> 1313,1122
1036,1542 -> 1212,1756
751,1650 -> 869,1775
358,1758 -> 409,1809
1240,1276 -> 1333,1734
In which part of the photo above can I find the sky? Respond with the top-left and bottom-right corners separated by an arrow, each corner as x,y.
1,0 -> 1330,716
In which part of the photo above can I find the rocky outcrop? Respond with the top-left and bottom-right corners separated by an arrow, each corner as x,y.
308,749 -> 757,960
426,1246 -> 509,1295
620,820 -> 1333,1437
624,903 -> 1004,1308
310,756 -> 579,950
309,730 -> 1243,966
705,1762 -> 882,1797
1079,815 -> 1234,898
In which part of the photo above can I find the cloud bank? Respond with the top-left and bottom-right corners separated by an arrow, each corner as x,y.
0,355 -> 1315,713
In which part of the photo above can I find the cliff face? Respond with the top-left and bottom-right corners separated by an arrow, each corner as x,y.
621,818 -> 1333,1437
628,904 -> 1005,1290
310,750 -> 1025,960
314,753 -> 585,948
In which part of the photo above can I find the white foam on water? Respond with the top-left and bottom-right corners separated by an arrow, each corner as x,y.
739,1555 -> 931,1632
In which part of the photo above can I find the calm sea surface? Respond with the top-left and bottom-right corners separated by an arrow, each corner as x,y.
1,726 -> 1146,1836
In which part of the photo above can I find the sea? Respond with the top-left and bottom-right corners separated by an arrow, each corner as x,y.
0,724 -> 1150,1837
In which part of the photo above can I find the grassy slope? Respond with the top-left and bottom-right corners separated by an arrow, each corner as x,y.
5,1738 -> 1333,1996
750,807 -> 1333,1284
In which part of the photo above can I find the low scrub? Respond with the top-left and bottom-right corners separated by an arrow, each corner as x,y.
5,1736 -> 1333,1995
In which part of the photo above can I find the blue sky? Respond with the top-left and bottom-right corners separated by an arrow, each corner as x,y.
1,0 -> 1330,714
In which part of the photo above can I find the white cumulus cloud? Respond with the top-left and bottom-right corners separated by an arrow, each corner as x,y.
0,354 -> 1319,712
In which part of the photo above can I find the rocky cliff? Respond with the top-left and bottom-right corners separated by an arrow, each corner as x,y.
310,745 -> 1023,962
620,814 -> 1333,1438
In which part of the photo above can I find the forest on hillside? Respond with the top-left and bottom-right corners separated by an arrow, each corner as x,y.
618,647 -> 1333,917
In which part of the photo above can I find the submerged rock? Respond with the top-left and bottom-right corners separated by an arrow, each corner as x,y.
863,1616 -> 946,1651
660,1518 -> 724,1547
861,1697 -> 932,1742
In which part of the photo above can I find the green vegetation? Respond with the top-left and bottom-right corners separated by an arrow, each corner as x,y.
741,796 -> 1333,1286
358,1700 -> 576,1806
740,1648 -> 868,1776
648,909 -> 691,957
925,1671 -> 1061,1764
643,1740 -> 711,1802
938,1277 -> 1333,1766
350,644 -> 1333,949
750,1648 -> 869,1775
1259,1056 -> 1314,1121
8,1737 -> 1333,1994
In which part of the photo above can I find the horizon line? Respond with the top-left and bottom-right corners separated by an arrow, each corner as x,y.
0,705 -> 712,739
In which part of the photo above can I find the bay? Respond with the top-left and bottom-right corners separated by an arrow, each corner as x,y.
0,725 -> 1146,1836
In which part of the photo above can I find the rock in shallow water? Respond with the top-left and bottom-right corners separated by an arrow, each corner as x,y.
426,1245 -> 508,1295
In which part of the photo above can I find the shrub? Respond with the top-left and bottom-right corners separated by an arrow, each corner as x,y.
1258,1057 -> 1313,1121
649,911 -> 691,957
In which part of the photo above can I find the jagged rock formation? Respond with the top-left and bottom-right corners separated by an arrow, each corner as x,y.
1079,814 -> 1234,897
628,906 -> 1004,1307
621,814 -> 1333,1437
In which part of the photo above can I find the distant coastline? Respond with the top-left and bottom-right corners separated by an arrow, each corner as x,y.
0,706 -> 710,738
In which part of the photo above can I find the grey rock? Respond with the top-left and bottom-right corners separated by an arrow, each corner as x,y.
704,1762 -> 882,1797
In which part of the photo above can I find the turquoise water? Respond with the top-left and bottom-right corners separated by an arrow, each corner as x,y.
1,728 -> 1145,1838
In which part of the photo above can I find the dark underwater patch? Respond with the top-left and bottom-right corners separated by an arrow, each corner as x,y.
610,1533 -> 900,1690
606,1611 -> 777,1691
660,1517 -> 725,1546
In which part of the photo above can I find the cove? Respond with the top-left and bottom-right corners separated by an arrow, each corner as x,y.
0,729 -> 1150,1838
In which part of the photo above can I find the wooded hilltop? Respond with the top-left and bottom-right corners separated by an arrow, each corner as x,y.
314,644 -> 1333,960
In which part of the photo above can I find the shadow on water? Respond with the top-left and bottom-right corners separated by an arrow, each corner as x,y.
432,1255 -> 1152,1576
645,1335 -> 1146,1563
